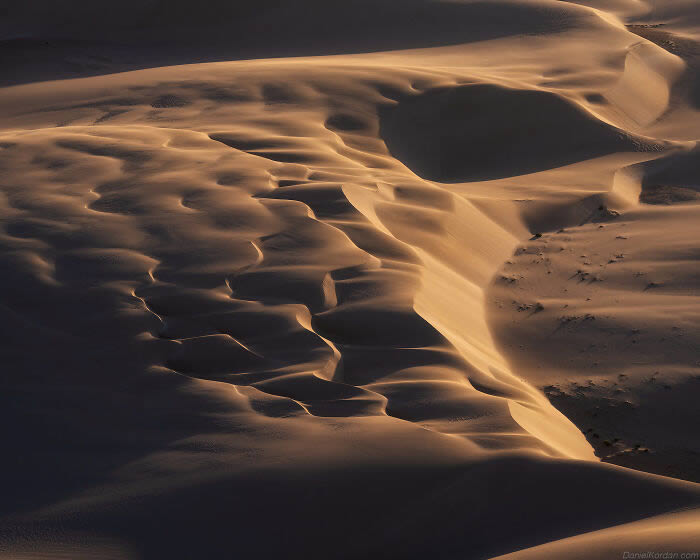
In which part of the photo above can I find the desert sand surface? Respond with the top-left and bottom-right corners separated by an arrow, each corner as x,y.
0,1 -> 699,559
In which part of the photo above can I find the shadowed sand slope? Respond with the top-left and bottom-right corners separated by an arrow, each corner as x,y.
380,83 -> 663,182
1,0 -> 699,558
494,508 -> 700,560
0,0 -> 585,86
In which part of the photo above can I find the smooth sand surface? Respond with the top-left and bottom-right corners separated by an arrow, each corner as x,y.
0,1 -> 699,558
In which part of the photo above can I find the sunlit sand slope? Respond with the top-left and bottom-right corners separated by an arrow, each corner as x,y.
0,0 -> 698,558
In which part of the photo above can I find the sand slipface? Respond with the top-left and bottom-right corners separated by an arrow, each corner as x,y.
0,1 -> 699,558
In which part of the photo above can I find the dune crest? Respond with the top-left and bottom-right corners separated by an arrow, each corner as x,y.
1,0 -> 699,558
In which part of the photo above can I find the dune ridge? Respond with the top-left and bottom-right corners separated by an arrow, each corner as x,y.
1,0 -> 699,558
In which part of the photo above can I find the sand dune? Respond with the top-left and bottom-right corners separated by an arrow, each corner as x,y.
0,0 -> 699,558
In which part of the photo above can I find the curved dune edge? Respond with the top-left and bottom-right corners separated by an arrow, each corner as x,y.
492,507 -> 700,559
1,59 -> 658,463
1,0 -> 699,556
604,41 -> 685,127
343,177 -> 598,460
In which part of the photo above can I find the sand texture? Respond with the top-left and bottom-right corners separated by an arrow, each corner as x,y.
1,1 -> 699,558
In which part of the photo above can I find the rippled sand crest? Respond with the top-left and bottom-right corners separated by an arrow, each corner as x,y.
1,1 -> 699,558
